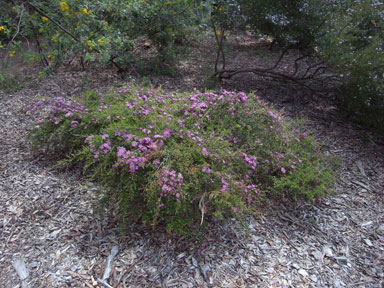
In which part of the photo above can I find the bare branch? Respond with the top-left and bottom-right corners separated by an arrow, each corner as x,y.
27,2 -> 80,42
292,54 -> 310,76
6,6 -> 24,48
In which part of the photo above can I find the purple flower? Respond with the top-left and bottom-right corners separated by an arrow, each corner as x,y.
85,136 -> 95,143
281,167 -> 286,174
99,140 -> 112,154
117,146 -> 127,158
70,120 -> 78,128
125,102 -> 135,109
202,166 -> 211,174
163,129 -> 172,138
158,169 -> 183,197
242,153 -> 257,170
153,160 -> 160,168
237,92 -> 248,103
221,178 -> 229,193
268,111 -> 281,122
102,134 -> 109,140
202,147 -> 209,157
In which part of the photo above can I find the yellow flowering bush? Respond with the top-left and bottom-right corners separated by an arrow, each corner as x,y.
2,0 -> 198,70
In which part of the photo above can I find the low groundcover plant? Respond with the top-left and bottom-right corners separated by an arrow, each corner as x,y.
30,83 -> 336,233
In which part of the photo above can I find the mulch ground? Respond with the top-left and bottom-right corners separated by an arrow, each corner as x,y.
0,34 -> 383,288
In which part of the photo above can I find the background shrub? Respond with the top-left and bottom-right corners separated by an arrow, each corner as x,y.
316,0 -> 384,133
1,0 -> 198,69
213,0 -> 326,49
30,84 -> 336,233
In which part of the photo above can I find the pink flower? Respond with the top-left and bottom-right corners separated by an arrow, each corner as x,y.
163,129 -> 172,138
125,102 -> 135,109
202,166 -> 211,174
281,167 -> 286,174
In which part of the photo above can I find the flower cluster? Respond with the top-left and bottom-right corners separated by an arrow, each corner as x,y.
31,98 -> 88,125
242,153 -> 257,170
158,169 -> 184,200
30,84 -> 335,232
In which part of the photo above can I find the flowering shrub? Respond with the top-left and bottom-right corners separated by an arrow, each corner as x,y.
1,0 -> 197,69
30,84 -> 335,233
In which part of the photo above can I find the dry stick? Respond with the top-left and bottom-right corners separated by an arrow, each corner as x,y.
211,19 -> 226,72
292,54 -> 310,76
110,57 -> 124,74
6,6 -> 24,48
266,47 -> 289,71
211,21 -> 221,73
29,21 -> 49,66
216,67 -> 319,92
2,6 -> 24,63
266,42 -> 313,73
303,60 -> 325,78
27,2 -> 80,42
97,278 -> 115,288
219,30 -> 226,71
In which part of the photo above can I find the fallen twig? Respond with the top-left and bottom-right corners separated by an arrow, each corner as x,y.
102,246 -> 119,281
12,257 -> 30,288
97,278 -> 115,288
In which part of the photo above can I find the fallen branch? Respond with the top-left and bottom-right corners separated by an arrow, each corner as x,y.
215,67 -> 321,92
102,245 -> 119,281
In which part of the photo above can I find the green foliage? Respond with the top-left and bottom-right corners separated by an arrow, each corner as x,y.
0,71 -> 21,94
317,0 -> 384,133
210,0 -> 384,133
211,0 -> 326,49
30,84 -> 336,233
1,0 -> 198,69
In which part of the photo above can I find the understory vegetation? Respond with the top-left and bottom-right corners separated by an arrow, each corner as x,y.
30,84 -> 336,233
1,0 -> 380,232
1,0 -> 382,133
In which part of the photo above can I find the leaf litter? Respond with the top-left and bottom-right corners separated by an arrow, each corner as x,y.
1,40 -> 384,287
